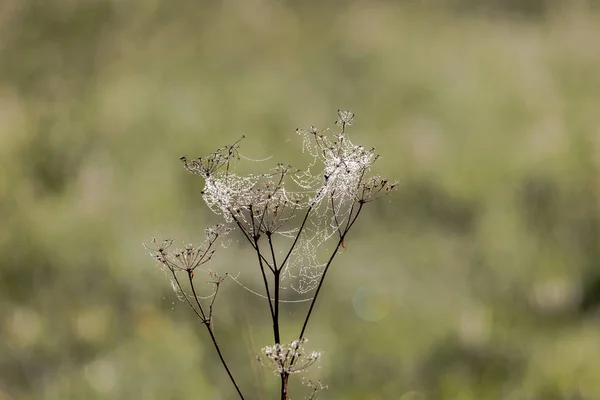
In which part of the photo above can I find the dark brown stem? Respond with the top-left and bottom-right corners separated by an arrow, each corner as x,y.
268,233 -> 281,345
280,373 -> 289,400
208,280 -> 221,325
232,210 -> 279,347
187,273 -> 207,320
252,237 -> 276,323
231,211 -> 274,272
280,207 -> 312,270
183,272 -> 246,400
297,237 -> 343,340
298,202 -> 364,340
170,271 -> 205,321
330,194 -> 343,239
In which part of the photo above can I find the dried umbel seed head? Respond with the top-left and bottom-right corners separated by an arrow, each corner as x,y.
144,224 -> 230,274
228,184 -> 305,237
145,110 -> 395,400
205,224 -> 232,241
303,378 -> 328,400
295,115 -> 389,209
180,136 -> 245,178
257,338 -> 322,375
144,238 -> 214,273
356,176 -> 398,203
335,109 -> 354,130
179,111 -> 395,294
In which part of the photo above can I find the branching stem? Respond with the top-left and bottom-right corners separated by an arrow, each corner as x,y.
167,271 -> 246,400
298,202 -> 363,339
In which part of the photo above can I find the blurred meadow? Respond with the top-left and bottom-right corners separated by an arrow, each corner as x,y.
3,0 -> 600,399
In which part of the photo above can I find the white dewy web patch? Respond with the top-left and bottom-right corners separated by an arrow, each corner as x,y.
180,111 -> 394,296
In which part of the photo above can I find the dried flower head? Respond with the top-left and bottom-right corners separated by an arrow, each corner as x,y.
145,110 -> 395,400
144,224 -> 231,274
335,109 -> 354,130
180,111 -> 395,294
303,378 -> 328,400
257,338 -> 321,375
180,136 -> 245,178
357,175 -> 397,203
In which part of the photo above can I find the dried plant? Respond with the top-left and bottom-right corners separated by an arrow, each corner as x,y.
145,110 -> 395,399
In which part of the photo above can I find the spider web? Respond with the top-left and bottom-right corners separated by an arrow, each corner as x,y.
190,112 -> 381,295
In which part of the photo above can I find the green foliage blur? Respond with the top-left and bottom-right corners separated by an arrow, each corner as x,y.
2,0 -> 600,399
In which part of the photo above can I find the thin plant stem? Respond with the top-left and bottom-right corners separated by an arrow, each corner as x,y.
298,202 -> 364,340
167,270 -> 246,399
267,233 -> 281,344
298,237 -> 344,340
247,208 -> 278,343
149,110 -> 395,400
280,207 -> 312,270
188,273 -> 208,321
274,266 -> 286,399
230,212 -> 274,272
185,272 -> 246,400
208,279 -> 221,328
203,312 -> 247,400
280,372 -> 288,400
253,238 -> 277,329
170,271 -> 205,321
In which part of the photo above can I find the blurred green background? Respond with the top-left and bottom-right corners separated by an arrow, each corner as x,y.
3,0 -> 600,399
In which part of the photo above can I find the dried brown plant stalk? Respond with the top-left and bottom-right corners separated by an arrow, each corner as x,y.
145,110 -> 395,399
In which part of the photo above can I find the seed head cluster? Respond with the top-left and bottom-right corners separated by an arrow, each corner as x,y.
160,111 -> 395,294
258,338 -> 321,375
144,224 -> 231,274
144,111 -> 395,399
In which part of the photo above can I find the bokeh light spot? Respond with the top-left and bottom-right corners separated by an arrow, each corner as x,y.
352,284 -> 391,322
